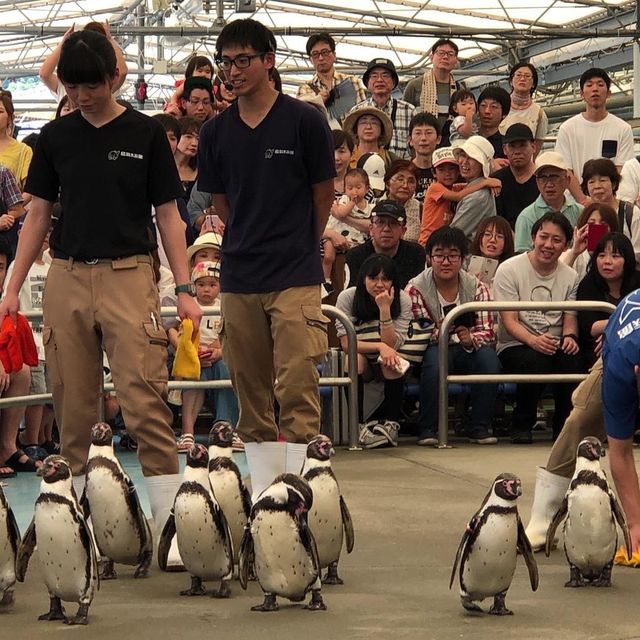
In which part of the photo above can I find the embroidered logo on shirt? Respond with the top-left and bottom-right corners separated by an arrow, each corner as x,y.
264,148 -> 294,159
107,150 -> 144,161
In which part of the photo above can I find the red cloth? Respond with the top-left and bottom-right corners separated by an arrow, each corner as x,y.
0,314 -> 38,373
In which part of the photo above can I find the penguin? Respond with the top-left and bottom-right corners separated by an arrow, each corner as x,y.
158,444 -> 234,598
545,436 -> 632,587
207,421 -> 252,562
83,422 -> 153,580
302,435 -> 354,585
0,485 -> 20,607
450,473 -> 538,615
16,455 -> 99,625
238,473 -> 326,612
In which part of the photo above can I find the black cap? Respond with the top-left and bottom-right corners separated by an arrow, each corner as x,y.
503,123 -> 534,143
371,199 -> 406,222
183,76 -> 214,100
363,58 -> 399,88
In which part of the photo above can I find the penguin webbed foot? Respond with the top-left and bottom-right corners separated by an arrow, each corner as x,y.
488,592 -> 513,616
592,564 -> 613,587
322,562 -> 344,585
180,576 -> 207,596
0,590 -> 14,607
251,593 -> 279,612
304,589 -> 327,611
212,579 -> 231,599
134,551 -> 152,579
565,566 -> 586,588
65,604 -> 90,626
38,596 -> 66,621
99,559 -> 117,580
460,595 -> 483,613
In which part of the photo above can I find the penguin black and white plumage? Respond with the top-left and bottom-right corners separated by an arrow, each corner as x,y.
158,444 -> 234,597
239,473 -> 326,612
302,435 -> 354,585
207,421 -> 251,562
450,473 -> 538,615
545,437 -> 632,587
0,485 -> 20,607
16,455 -> 99,625
83,422 -> 153,580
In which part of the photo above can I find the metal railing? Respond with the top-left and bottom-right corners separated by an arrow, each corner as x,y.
436,300 -> 617,448
0,304 -> 360,450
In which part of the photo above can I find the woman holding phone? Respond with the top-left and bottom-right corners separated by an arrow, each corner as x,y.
560,202 -> 619,280
576,232 -> 640,368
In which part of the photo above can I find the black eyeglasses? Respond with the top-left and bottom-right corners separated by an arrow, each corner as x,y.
215,53 -> 264,71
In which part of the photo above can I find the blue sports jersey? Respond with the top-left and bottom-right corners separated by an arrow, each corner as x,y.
602,288 -> 640,439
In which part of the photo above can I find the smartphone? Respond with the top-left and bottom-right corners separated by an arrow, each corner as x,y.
202,213 -> 223,234
601,139 -> 618,159
587,222 -> 608,252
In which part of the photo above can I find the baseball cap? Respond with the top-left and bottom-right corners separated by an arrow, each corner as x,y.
363,58 -> 399,88
455,135 -> 495,178
191,261 -> 220,283
534,150 -> 569,174
371,199 -> 406,222
432,147 -> 458,168
356,152 -> 385,191
187,232 -> 223,263
503,123 -> 535,143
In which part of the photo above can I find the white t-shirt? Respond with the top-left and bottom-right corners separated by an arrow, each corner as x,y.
492,252 -> 579,354
555,112 -> 635,179
618,157 -> 640,208
326,197 -> 371,246
195,299 -> 221,346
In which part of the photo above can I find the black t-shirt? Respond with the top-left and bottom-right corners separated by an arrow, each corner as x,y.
26,108 -> 182,259
414,165 -> 435,204
485,130 -> 506,159
492,167 -> 539,229
346,239 -> 426,289
198,93 -> 335,294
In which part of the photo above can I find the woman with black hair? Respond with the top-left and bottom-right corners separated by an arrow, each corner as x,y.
577,232 -> 640,368
334,254 -> 412,448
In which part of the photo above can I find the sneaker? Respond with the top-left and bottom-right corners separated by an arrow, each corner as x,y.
373,420 -> 399,447
511,431 -> 533,445
231,433 -> 245,451
468,428 -> 497,445
321,281 -> 335,301
416,430 -> 438,446
358,424 -> 388,449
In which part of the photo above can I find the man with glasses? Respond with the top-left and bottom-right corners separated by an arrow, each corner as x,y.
198,19 -> 335,500
296,32 -> 365,122
350,58 -> 415,159
180,76 -> 214,123
346,200 -> 426,289
406,225 -> 501,446
514,151 -> 582,253
404,39 -> 462,129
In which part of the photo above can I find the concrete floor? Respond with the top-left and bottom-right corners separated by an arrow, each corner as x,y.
3,440 -> 640,640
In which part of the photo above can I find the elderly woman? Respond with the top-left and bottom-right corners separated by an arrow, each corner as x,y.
382,160 -> 421,243
499,62 -> 548,157
343,106 -> 397,170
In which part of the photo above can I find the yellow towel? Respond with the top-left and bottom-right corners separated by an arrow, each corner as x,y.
172,318 -> 201,380
614,546 -> 640,567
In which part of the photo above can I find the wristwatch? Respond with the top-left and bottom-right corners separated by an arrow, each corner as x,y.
174,283 -> 196,296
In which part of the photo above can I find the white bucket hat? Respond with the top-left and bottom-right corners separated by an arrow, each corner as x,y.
455,135 -> 495,177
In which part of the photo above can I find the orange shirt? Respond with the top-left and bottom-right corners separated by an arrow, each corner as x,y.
419,181 -> 453,246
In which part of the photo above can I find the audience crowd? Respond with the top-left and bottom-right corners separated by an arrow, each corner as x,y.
1,27 -> 639,477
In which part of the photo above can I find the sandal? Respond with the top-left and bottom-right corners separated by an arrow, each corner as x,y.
177,433 -> 195,453
41,440 -> 61,455
4,450 -> 41,473
0,465 -> 16,479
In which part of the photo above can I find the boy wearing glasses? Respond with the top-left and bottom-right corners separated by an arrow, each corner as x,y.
405,225 -> 501,446
514,151 -> 582,253
198,19 -> 335,499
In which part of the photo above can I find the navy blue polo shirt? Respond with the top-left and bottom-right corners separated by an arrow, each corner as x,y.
198,93 -> 335,293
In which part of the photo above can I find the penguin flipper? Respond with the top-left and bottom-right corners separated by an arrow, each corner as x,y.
16,518 -> 36,582
299,515 -> 322,579
79,488 -> 90,520
213,501 -> 235,569
544,496 -> 568,557
157,512 -> 176,572
7,505 -> 20,559
240,483 -> 252,520
125,476 -> 153,551
517,515 -> 539,591
339,495 -> 355,554
609,491 -> 632,561
238,525 -> 254,590
450,517 -> 476,590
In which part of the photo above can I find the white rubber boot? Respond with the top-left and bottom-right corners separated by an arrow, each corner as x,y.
285,442 -> 308,475
244,442 -> 286,502
145,473 -> 184,571
525,466 -> 570,552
